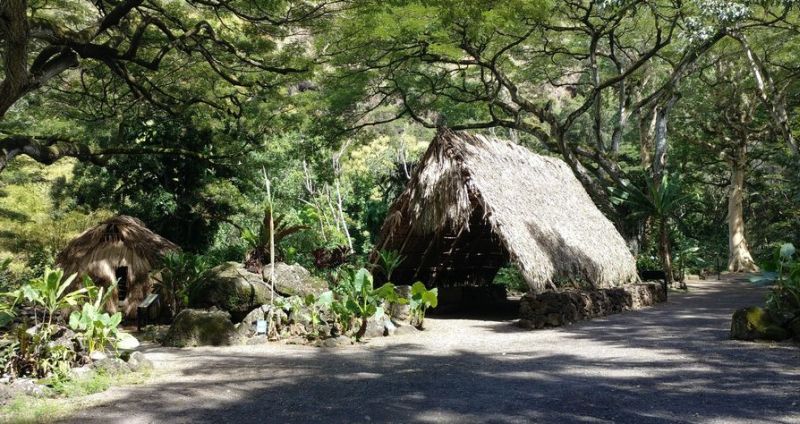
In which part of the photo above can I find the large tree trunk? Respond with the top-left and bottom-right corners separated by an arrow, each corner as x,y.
652,94 -> 678,184
658,219 -> 673,287
638,107 -> 656,171
727,144 -> 759,272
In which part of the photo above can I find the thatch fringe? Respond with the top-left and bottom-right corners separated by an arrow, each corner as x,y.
374,129 -> 638,292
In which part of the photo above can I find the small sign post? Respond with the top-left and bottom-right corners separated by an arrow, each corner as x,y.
256,319 -> 267,335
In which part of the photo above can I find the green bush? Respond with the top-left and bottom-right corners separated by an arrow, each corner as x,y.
151,252 -> 211,316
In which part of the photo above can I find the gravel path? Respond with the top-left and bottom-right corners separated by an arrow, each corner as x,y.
65,279 -> 799,424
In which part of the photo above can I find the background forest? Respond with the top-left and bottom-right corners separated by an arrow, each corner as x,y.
2,0 -> 799,288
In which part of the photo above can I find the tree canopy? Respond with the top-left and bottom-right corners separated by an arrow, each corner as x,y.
1,0 -> 799,284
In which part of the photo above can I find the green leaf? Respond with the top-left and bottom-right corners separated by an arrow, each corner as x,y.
111,312 -> 122,328
353,268 -> 372,292
69,310 -> 83,330
424,288 -> 438,308
411,282 -> 427,296
316,291 -> 334,307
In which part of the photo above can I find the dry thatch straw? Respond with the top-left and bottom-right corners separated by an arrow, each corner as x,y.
56,215 -> 179,319
373,129 -> 638,292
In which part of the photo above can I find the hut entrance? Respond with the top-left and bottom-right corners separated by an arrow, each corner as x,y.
115,266 -> 129,301
390,206 -> 517,316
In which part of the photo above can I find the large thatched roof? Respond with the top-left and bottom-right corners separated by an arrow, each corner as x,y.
57,215 -> 179,273
373,130 -> 638,291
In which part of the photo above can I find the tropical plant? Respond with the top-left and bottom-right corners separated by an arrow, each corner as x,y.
674,245 -> 706,282
764,243 -> 800,322
612,175 -> 690,288
375,249 -> 405,281
0,288 -> 20,329
305,291 -> 334,336
20,268 -> 88,327
243,208 -> 309,271
68,283 -> 124,354
0,326 -> 76,379
409,282 -> 438,329
331,268 -> 404,339
152,252 -> 211,315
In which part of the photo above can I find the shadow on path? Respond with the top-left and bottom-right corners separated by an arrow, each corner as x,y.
63,279 -> 799,424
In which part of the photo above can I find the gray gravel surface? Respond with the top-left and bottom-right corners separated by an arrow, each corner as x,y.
64,279 -> 799,424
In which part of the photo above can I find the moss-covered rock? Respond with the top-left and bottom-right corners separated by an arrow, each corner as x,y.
189,262 -> 274,321
262,262 -> 328,298
730,306 -> 790,341
163,309 -> 238,347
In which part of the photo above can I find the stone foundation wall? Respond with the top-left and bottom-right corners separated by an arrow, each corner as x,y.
518,283 -> 666,329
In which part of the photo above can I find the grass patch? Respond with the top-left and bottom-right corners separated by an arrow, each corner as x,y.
0,369 -> 151,423
0,395 -> 81,424
49,368 -> 151,397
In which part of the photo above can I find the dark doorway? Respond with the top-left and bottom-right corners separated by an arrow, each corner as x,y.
116,266 -> 129,301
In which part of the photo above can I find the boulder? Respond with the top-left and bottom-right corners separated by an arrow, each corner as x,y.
236,305 -> 288,339
392,323 -> 419,336
126,351 -> 153,373
363,314 -> 395,338
117,333 -> 140,351
47,326 -> 78,351
388,285 -> 412,321
730,306 -> 791,341
190,262 -> 274,321
93,357 -> 131,375
262,262 -> 328,298
319,336 -> 352,348
163,309 -> 238,347
7,378 -> 46,398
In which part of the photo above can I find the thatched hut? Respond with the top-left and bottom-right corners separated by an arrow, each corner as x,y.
57,215 -> 179,319
373,130 -> 638,292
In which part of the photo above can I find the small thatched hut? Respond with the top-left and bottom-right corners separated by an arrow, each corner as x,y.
373,130 -> 638,292
57,215 -> 179,319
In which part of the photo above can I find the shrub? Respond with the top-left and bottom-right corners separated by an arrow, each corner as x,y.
152,252 -> 210,316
